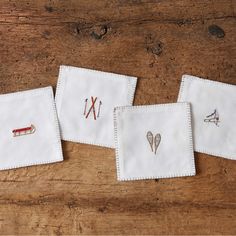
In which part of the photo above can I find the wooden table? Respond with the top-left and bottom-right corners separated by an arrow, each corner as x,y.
0,1 -> 235,235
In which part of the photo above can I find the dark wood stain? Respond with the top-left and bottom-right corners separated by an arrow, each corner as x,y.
208,25 -> 225,38
44,5 -> 53,13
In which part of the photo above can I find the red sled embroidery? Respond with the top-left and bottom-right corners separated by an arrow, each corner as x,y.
12,124 -> 36,137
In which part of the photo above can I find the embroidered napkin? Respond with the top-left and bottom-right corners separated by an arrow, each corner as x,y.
0,87 -> 63,170
178,75 -> 236,160
114,103 -> 195,181
55,65 -> 137,148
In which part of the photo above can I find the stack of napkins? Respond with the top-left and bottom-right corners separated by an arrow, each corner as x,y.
0,65 -> 234,182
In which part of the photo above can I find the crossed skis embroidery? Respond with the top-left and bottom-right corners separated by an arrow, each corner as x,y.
83,96 -> 102,120
204,109 -> 220,126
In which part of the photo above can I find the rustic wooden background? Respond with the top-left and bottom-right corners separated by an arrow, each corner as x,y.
0,0 -> 236,235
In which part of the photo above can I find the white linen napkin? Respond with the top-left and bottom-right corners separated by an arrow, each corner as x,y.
114,103 -> 195,181
178,74 -> 236,160
55,65 -> 137,148
0,86 -> 63,170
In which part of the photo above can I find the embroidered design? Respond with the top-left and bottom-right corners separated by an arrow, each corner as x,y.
146,131 -> 161,154
12,124 -> 36,137
83,98 -> 88,116
204,109 -> 220,126
83,96 -> 102,120
97,101 -> 102,118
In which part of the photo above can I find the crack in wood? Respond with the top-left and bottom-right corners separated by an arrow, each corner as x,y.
0,15 -> 235,27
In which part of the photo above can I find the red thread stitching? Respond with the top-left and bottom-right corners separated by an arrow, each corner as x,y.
85,96 -> 97,120
12,124 -> 36,137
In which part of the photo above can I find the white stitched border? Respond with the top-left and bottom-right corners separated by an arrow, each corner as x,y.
55,65 -> 67,117
0,86 -> 63,171
55,65 -> 137,148
178,74 -> 236,160
58,65 -> 137,81
114,102 -> 196,181
113,107 -> 121,180
182,74 -> 236,88
177,76 -> 185,102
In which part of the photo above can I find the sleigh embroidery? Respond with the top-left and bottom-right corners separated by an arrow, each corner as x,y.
12,124 -> 36,137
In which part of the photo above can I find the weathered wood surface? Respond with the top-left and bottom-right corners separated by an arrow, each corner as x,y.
0,0 -> 236,235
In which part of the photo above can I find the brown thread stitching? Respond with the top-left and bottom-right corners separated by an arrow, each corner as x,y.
154,133 -> 161,154
84,98 -> 88,115
85,96 -> 97,120
97,101 -> 102,118
204,109 -> 220,126
91,96 -> 97,120
146,131 -> 154,152
84,97 -> 103,120
146,131 -> 161,154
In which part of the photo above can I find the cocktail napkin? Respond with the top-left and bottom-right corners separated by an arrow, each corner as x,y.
178,75 -> 236,160
0,87 -> 63,170
114,103 -> 195,181
55,65 -> 137,148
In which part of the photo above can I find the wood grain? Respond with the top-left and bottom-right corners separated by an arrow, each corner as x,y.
0,0 -> 236,235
